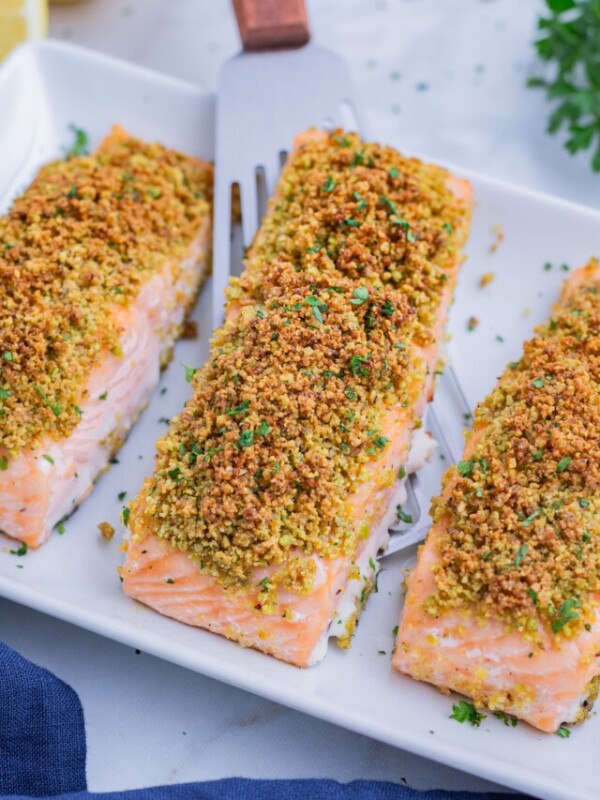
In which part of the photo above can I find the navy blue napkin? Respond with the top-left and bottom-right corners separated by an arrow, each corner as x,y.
0,643 -> 519,799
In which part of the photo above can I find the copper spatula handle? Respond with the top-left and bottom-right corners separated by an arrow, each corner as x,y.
232,0 -> 310,51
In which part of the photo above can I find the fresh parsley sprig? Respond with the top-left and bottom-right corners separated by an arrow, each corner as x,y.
528,0 -> 600,171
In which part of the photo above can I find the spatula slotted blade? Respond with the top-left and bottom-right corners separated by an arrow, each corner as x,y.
212,43 -> 365,329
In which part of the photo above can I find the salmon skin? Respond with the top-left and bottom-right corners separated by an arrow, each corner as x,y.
0,126 -> 213,548
394,260 -> 600,732
123,129 -> 472,667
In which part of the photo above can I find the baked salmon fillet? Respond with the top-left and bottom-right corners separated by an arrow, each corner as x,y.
0,126 -> 213,548
394,260 -> 600,731
122,130 -> 472,666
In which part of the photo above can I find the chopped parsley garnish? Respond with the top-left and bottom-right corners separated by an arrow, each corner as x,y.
396,506 -> 413,524
322,176 -> 335,192
65,124 -> 89,157
118,491 -> 127,502
493,711 -> 518,727
556,726 -> 571,739
381,300 -> 394,316
238,430 -> 254,448
226,400 -> 250,416
166,578 -> 175,584
183,363 -> 197,383
74,405 -> 84,416
457,460 -> 474,478
0,456 -> 7,471
168,467 -> 182,482
442,222 -> 453,234
556,456 -> 572,474
2,351 -> 13,362
9,542 -> 28,557
258,577 -> 270,591
398,466 -> 406,480
98,391 -> 108,400
521,508 -> 541,526
305,295 -> 327,324
42,454 -> 55,465
552,598 -> 580,633
57,522 -> 65,535
532,449 -> 543,461
122,507 -> 130,527
148,187 -> 162,199
343,217 -> 361,227
349,354 -> 370,377
532,377 -> 545,389
514,543 -> 529,567
34,383 -> 61,416
350,287 -> 369,305
256,421 -> 270,437
529,588 -> 539,605
450,700 -> 486,727
0,389 -> 10,399
579,498 -> 590,509
388,166 -> 399,179
369,435 -> 390,452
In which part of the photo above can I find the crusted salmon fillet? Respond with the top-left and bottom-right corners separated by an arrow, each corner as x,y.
0,126 -> 213,548
394,260 -> 600,731
122,129 -> 472,667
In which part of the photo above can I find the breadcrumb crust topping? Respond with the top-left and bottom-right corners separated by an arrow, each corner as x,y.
429,262 -> 600,639
133,131 -> 470,590
0,132 -> 212,456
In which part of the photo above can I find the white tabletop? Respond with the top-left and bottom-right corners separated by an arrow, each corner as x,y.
2,0 -> 598,793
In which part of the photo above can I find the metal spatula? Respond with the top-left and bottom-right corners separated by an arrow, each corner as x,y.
212,0 -> 469,556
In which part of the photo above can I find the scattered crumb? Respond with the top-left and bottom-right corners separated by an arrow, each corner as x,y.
479,272 -> 495,288
98,521 -> 115,540
182,320 -> 198,340
467,316 -> 479,331
490,224 -> 504,253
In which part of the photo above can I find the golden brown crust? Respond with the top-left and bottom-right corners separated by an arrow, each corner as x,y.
428,262 -> 600,639
130,130 -> 471,590
0,128 -> 213,456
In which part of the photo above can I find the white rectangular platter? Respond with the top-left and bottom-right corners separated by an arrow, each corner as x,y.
1,40 -> 599,800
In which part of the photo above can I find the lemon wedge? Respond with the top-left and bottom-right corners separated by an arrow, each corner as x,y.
0,0 -> 47,63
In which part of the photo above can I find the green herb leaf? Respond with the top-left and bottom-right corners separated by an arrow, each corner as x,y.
552,597 -> 581,633
556,456 -> 572,473
183,363 -> 197,383
0,456 -> 8,471
350,287 -> 369,305
256,421 -> 270,436
450,700 -> 487,727
396,506 -> 413,524
514,543 -> 529,567
227,400 -> 250,416
529,1 -> 600,172
457,460 -> 474,478
388,166 -> 399,179
118,491 -> 127,502
532,377 -> 545,389
322,176 -> 335,192
494,711 -> 519,727
579,498 -> 590,509
238,430 -> 254,448
9,542 -> 27,557
522,508 -> 541,526
65,124 -> 89,157
42,454 -> 55,465
556,726 -> 571,738
2,351 -> 13,362
122,507 -> 130,527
